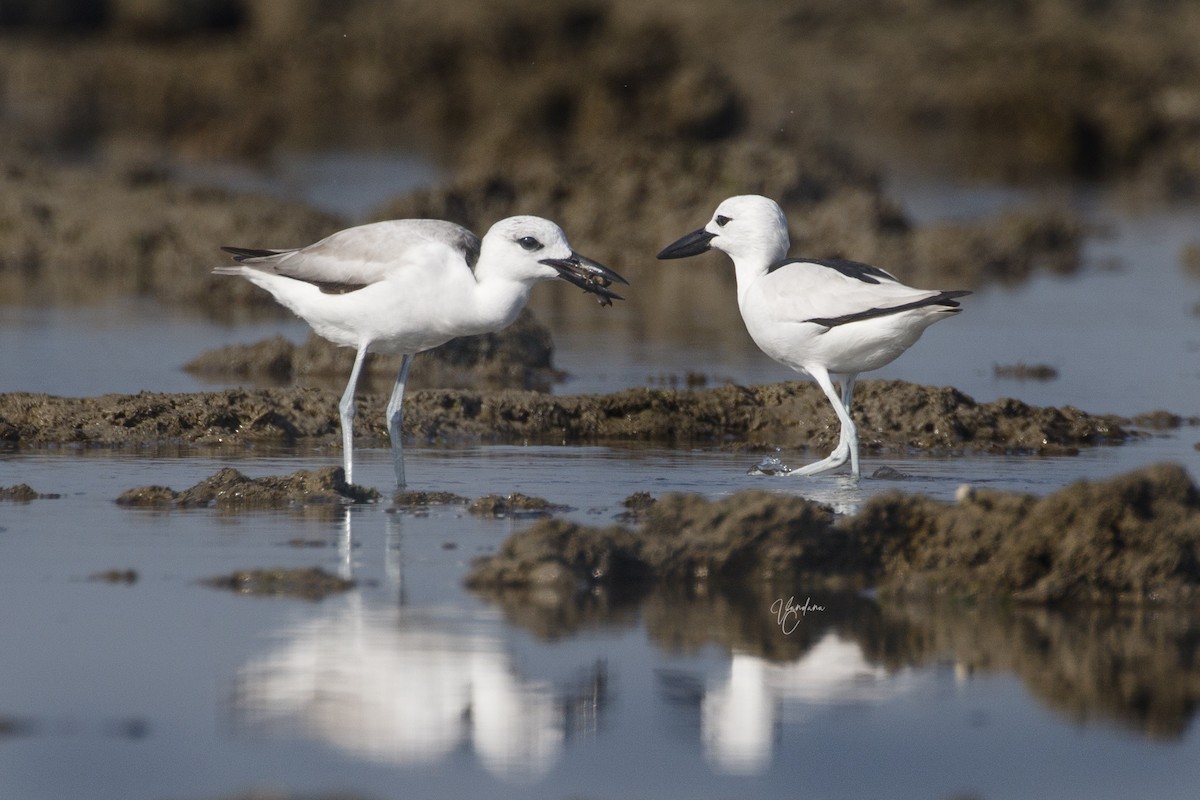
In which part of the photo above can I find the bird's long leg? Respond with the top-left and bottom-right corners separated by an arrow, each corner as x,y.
824,374 -> 857,460
385,354 -> 414,489
840,374 -> 859,478
840,374 -> 855,414
339,344 -> 371,485
792,367 -> 858,478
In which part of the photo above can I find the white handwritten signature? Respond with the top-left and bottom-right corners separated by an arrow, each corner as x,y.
770,595 -> 825,634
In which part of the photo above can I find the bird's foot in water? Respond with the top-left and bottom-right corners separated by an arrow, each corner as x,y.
748,453 -> 793,476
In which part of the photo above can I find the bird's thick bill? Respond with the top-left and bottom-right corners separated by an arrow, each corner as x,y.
656,228 -> 716,260
540,253 -> 629,306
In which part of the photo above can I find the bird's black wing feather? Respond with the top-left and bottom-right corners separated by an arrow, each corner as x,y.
767,257 -> 899,285
807,290 -> 971,328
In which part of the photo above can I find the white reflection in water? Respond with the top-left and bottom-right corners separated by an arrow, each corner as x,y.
236,597 -> 567,781
234,511 -> 602,783
700,633 -> 914,774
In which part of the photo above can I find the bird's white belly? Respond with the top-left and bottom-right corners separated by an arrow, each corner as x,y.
297,284 -> 444,353
743,307 -> 934,376
288,276 -> 523,356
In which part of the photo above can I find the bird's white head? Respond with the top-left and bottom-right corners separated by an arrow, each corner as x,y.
657,194 -> 791,270
479,215 -> 627,305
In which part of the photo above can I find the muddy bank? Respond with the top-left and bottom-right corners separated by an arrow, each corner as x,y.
0,3 -> 1100,332
183,309 -> 562,392
0,138 -> 1083,327
860,464 -> 1200,603
464,492 -> 840,595
6,1 -> 1200,197
0,380 -> 1133,453
0,158 -> 569,391
115,466 -> 378,509
466,463 -> 1200,605
0,158 -> 340,313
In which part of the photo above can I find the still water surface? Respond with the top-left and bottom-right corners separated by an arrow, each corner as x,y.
2,438 -> 1200,799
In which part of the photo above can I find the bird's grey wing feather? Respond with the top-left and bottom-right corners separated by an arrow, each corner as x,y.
221,219 -> 481,286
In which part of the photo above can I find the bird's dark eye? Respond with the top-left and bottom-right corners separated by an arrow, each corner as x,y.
517,236 -> 543,251
715,215 -> 731,227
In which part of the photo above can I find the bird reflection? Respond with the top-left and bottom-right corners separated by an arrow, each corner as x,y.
234,509 -> 607,782
663,632 -> 914,775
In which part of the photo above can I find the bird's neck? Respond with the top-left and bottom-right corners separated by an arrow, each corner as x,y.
730,254 -> 774,306
464,276 -> 533,332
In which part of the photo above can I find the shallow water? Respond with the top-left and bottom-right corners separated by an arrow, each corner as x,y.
3,438 -> 1200,799
3,154 -> 1200,798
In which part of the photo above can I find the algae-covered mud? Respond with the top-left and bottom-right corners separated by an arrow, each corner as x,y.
466,463 -> 1200,604
0,380 -> 1137,452
202,567 -> 356,601
115,466 -> 379,510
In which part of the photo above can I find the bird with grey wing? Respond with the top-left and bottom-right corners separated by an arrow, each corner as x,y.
217,216 -> 627,488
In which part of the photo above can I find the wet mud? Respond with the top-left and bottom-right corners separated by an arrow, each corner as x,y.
1,0 -> 1107,327
115,466 -> 378,510
0,484 -> 60,501
616,491 -> 657,523
466,463 -> 1200,605
5,1 -> 1200,198
0,122 -> 1085,327
201,567 -> 356,601
0,158 -> 340,314
993,363 -> 1059,381
468,493 -> 573,519
0,380 -> 1134,453
389,490 -> 471,513
87,569 -> 138,584
0,715 -> 35,738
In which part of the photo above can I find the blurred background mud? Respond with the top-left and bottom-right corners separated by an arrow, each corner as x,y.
0,0 -> 1195,392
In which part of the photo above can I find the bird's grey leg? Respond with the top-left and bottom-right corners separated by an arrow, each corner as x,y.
792,367 -> 858,478
385,354 -> 414,489
840,374 -> 855,414
339,345 -> 371,485
821,374 -> 859,475
840,374 -> 859,477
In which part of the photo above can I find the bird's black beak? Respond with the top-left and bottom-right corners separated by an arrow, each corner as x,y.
539,252 -> 629,306
656,228 -> 716,260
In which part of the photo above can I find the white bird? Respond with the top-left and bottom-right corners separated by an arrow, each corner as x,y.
216,216 -> 627,488
657,195 -> 968,479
